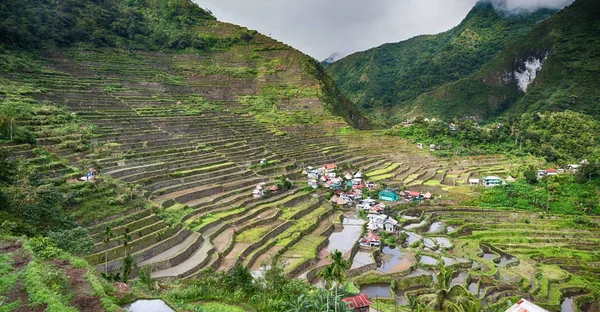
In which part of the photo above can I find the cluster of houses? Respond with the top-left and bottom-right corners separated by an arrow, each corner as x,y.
304,164 -> 375,192
378,188 -> 433,203
468,176 -> 513,187
252,182 -> 279,198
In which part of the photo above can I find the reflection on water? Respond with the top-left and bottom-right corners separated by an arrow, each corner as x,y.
419,255 -> 439,266
125,300 -> 175,312
360,283 -> 392,299
561,297 -> 576,312
379,246 -> 415,273
468,282 -> 479,296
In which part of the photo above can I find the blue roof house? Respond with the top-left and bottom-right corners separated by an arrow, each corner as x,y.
379,189 -> 399,202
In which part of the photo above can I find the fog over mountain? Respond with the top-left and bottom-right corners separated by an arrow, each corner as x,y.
197,0 -> 574,60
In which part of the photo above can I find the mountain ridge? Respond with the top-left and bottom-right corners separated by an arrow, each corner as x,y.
325,1 -> 558,124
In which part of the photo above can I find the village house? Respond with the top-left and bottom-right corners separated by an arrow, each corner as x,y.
430,144 -> 436,151
449,123 -> 457,131
423,192 -> 432,200
367,214 -> 399,232
359,232 -> 381,248
545,168 -> 558,176
253,188 -> 265,198
468,178 -> 480,186
483,176 -> 505,187
379,189 -> 399,202
325,164 -> 337,172
408,191 -> 422,201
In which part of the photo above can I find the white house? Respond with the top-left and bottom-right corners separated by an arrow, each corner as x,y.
367,214 -> 398,233
468,178 -> 480,186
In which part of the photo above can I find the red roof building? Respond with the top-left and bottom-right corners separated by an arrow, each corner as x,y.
325,164 -> 337,170
342,293 -> 373,312
409,191 -> 421,197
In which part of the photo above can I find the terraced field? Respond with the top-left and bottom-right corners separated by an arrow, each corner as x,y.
349,207 -> 600,311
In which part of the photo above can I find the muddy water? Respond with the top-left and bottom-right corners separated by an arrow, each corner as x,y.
406,268 -> 431,277
351,251 -> 374,269
379,246 -> 415,274
468,282 -> 479,296
419,255 -> 439,266
396,291 -> 409,305
433,237 -> 453,249
428,221 -> 445,234
404,220 -> 427,230
497,254 -> 517,267
561,297 -> 576,312
404,231 -> 422,245
125,300 -> 174,312
325,217 -> 364,258
447,226 -> 457,233
443,257 -> 456,267
360,283 -> 392,299
451,271 -> 468,286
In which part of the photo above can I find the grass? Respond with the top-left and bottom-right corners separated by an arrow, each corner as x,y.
187,207 -> 246,232
366,163 -> 400,177
197,302 -> 247,312
235,224 -> 277,243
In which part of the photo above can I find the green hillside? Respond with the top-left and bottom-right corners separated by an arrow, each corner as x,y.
409,0 -> 600,121
326,1 -> 557,124
0,0 -> 369,129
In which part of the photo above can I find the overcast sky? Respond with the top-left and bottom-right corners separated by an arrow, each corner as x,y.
196,0 -> 574,61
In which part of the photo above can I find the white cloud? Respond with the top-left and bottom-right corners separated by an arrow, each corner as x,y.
195,0 -> 572,60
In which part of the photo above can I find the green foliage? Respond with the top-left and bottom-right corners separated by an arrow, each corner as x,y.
403,0 -> 600,123
476,176 -> 600,215
524,167 -> 538,185
47,227 -> 94,256
326,3 -> 556,125
386,111 -> 600,162
28,237 -> 62,261
0,0 -> 218,51
121,255 -> 134,284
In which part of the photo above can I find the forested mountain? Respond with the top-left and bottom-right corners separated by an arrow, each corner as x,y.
408,0 -> 600,122
325,1 -> 557,124
0,0 -> 369,128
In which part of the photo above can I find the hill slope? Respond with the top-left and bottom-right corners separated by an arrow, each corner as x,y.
0,0 -> 369,129
409,0 -> 600,121
325,1 -> 557,124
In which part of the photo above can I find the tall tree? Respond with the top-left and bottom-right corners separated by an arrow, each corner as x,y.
102,226 -> 114,274
417,265 -> 480,312
318,249 -> 350,312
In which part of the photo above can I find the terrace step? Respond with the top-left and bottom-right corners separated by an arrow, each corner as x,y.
151,239 -> 215,278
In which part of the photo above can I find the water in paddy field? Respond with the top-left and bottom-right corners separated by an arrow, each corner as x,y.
124,300 -> 174,312
404,220 -> 427,230
360,283 -> 393,299
428,221 -> 445,233
446,225 -> 457,233
351,251 -> 375,269
451,271 -> 468,287
432,237 -> 453,248
403,231 -> 422,245
378,246 -> 415,273
468,282 -> 479,296
561,297 -> 576,312
419,255 -> 439,266
326,217 -> 364,256
497,254 -> 518,267
396,290 -> 409,305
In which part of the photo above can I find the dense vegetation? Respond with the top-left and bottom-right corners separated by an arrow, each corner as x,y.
386,110 -> 600,163
470,166 -> 600,215
326,2 -> 556,125
406,0 -> 600,122
0,0 -> 230,51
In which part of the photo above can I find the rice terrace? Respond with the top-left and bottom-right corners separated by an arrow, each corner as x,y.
0,0 -> 599,311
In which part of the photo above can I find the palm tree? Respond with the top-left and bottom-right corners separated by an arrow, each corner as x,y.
417,265 -> 480,312
102,226 -> 114,274
122,226 -> 132,258
318,249 -> 350,312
